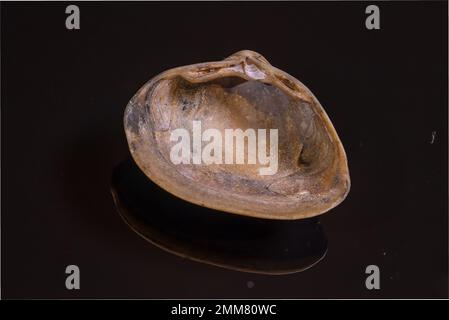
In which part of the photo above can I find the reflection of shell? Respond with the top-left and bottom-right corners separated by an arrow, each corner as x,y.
124,50 -> 350,220
111,159 -> 328,275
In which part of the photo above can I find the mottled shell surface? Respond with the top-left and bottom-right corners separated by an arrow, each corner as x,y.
124,50 -> 350,220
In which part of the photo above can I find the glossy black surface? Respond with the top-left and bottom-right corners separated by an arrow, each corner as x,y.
111,159 -> 328,275
2,2 -> 447,298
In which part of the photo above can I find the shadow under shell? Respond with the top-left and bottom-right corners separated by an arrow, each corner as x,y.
111,159 -> 328,275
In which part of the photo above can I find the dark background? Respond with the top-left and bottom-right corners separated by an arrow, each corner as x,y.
1,1 -> 447,299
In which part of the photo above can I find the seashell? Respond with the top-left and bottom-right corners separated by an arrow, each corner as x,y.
124,50 -> 350,220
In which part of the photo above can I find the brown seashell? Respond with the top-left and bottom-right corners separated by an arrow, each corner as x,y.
124,50 -> 350,220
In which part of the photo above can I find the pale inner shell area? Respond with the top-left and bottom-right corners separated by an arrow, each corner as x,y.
147,76 -> 334,197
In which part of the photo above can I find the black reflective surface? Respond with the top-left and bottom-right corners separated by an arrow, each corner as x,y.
111,159 -> 328,275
